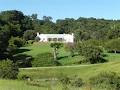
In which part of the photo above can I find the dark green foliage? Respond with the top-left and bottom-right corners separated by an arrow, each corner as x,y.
13,54 -> 32,68
50,42 -> 63,49
26,40 -> 34,45
50,43 -> 63,61
7,37 -> 26,59
89,72 -> 120,90
32,52 -> 54,67
59,76 -> 71,85
0,59 -> 19,79
23,30 -> 36,40
77,42 -> 106,64
9,37 -> 25,48
0,29 -> 10,59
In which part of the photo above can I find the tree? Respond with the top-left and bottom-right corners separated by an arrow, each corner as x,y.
0,59 -> 19,79
0,28 -> 10,59
0,10 -> 25,37
7,37 -> 26,59
43,16 -> 52,21
105,39 -> 120,53
23,30 -> 36,40
9,37 -> 25,48
77,42 -> 105,64
50,43 -> 63,61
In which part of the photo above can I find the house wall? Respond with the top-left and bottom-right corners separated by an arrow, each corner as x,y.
36,33 -> 74,43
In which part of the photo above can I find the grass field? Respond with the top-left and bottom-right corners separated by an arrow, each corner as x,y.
1,43 -> 120,90
1,61 -> 120,90
20,42 -> 120,65
20,42 -> 84,65
0,80 -> 47,90
20,61 -> 120,80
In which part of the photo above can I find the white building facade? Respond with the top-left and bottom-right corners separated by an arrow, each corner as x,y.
36,33 -> 74,43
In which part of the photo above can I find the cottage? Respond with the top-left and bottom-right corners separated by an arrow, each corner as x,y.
36,33 -> 74,43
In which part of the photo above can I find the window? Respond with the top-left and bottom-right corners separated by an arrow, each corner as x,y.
53,38 -> 57,41
58,38 -> 63,41
48,38 -> 52,41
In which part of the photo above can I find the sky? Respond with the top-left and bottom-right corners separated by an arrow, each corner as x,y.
0,0 -> 120,21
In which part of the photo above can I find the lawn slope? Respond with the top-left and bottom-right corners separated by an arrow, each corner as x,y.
20,61 -> 120,80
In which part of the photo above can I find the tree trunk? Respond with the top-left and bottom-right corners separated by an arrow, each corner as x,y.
53,48 -> 57,61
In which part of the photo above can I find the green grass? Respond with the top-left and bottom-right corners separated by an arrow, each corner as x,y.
20,42 -> 84,65
105,53 -> 120,62
3,42 -> 119,90
17,61 -> 120,90
0,80 -> 47,90
20,42 -> 120,65
1,61 -> 120,90
20,61 -> 120,80
2,61 -> 118,90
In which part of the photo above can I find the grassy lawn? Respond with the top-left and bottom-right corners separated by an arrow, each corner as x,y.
0,80 -> 47,90
19,42 -> 120,65
20,61 -> 120,80
3,42 -> 118,90
1,61 -> 119,90
105,53 -> 120,62
20,42 -> 84,65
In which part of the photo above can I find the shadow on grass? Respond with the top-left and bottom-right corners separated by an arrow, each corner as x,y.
58,56 -> 69,60
13,54 -> 33,68
15,48 -> 31,54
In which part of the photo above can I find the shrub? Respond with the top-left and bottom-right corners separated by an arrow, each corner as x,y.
105,39 -> 120,53
26,40 -> 34,45
89,72 -> 120,90
64,43 -> 76,57
9,37 -> 25,48
71,76 -> 84,87
58,75 -> 84,88
32,52 -> 54,67
77,42 -> 106,64
13,54 -> 32,68
23,30 -> 36,41
0,59 -> 19,79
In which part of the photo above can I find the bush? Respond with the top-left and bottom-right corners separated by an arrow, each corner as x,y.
105,39 -> 120,53
26,40 -> 34,45
89,72 -> 120,90
32,52 -> 54,67
9,37 -> 25,48
23,30 -> 36,41
13,54 -> 32,68
58,75 -> 84,88
0,59 -> 19,79
77,42 -> 106,64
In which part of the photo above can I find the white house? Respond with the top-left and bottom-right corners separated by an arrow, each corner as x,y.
36,33 -> 74,43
